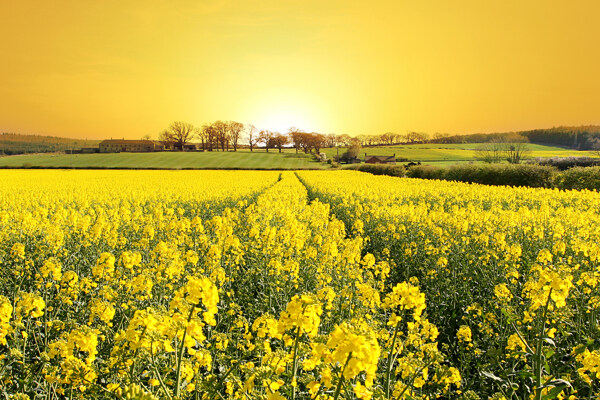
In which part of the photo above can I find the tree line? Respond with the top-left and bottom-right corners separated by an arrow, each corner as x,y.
159,121 -> 361,153
429,126 -> 600,150
157,121 -> 435,152
160,121 -> 600,154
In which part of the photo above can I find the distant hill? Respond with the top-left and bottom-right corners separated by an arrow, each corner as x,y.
431,125 -> 600,150
0,133 -> 101,155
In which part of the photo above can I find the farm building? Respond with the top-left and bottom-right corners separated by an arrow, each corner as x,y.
99,140 -> 164,153
161,141 -> 200,151
365,154 -> 396,164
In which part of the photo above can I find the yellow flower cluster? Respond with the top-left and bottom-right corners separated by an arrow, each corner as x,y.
277,294 -> 322,337
576,349 -> 600,385
382,281 -> 426,323
523,263 -> 574,311
0,296 -> 12,345
297,170 -> 600,399
456,325 -> 472,343
1,169 -> 598,399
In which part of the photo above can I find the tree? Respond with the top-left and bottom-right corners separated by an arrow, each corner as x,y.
141,133 -> 152,141
288,127 -> 305,153
474,140 -> 504,163
258,130 -> 273,152
504,140 -> 530,164
475,134 -> 531,164
406,131 -> 427,144
325,134 -> 336,148
338,134 -> 352,147
338,138 -> 362,163
163,121 -> 196,150
158,129 -> 170,142
588,137 -> 600,157
306,133 -> 326,153
196,126 -> 209,151
246,124 -> 258,152
200,124 -> 218,151
270,132 -> 289,152
381,132 -> 396,145
228,121 -> 244,152
213,120 -> 229,151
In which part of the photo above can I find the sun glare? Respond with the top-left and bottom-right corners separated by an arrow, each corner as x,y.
251,99 -> 316,133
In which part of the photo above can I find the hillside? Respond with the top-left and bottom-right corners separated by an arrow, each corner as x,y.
321,142 -> 598,166
0,133 -> 101,155
430,125 -> 600,149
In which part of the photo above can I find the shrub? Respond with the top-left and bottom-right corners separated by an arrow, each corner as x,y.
405,165 -> 445,180
354,164 -> 406,177
554,166 -> 600,191
445,164 -> 556,188
531,157 -> 600,170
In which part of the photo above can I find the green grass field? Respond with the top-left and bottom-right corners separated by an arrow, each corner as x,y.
1,144 -> 597,169
0,150 -> 326,169
322,143 -> 598,164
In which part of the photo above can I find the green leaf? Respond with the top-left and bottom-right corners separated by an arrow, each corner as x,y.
516,370 -> 534,379
481,371 -> 505,382
541,384 -> 568,400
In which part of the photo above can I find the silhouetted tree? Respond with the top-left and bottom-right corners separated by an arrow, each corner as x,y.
162,121 -> 196,150
228,121 -> 244,151
246,124 -> 258,152
213,120 -> 229,151
474,140 -> 504,163
258,130 -> 274,152
288,127 -> 305,153
270,133 -> 289,152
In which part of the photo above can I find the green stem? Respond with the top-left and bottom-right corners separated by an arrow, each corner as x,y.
333,352 -> 352,400
535,288 -> 553,400
129,326 -> 148,383
508,319 -> 535,355
385,320 -> 401,398
151,342 -> 174,400
175,306 -> 196,399
291,326 -> 301,400
394,358 -> 436,400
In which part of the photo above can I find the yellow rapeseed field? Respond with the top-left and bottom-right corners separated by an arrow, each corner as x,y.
0,170 -> 598,400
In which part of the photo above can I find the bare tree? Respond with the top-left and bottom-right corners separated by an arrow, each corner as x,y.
246,124 -> 258,152
406,131 -> 427,144
196,126 -> 207,151
381,132 -> 396,145
200,124 -> 218,151
141,133 -> 152,140
504,140 -> 530,164
475,134 -> 531,164
213,120 -> 229,151
162,121 -> 196,150
474,140 -> 504,163
228,121 -> 244,152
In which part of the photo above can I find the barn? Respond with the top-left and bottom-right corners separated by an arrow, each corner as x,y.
364,153 -> 396,164
99,140 -> 164,153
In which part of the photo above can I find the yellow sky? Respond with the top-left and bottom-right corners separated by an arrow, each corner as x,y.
1,0 -> 599,139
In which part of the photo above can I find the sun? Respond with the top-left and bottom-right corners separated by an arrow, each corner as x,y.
252,98 -> 317,133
